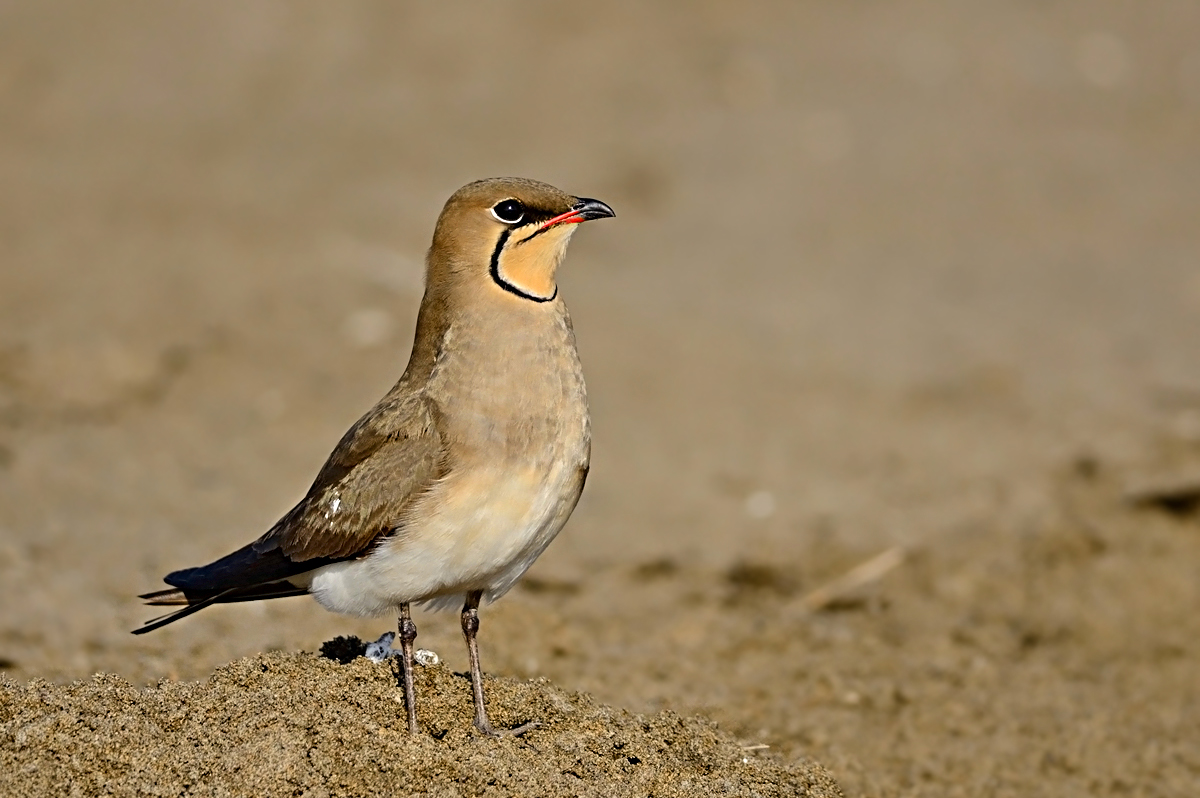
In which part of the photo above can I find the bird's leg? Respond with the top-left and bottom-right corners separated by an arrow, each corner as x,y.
461,590 -> 537,736
397,602 -> 419,734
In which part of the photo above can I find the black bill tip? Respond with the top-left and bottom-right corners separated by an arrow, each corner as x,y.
570,197 -> 616,221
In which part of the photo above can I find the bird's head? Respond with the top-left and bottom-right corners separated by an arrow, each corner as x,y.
429,177 -> 615,303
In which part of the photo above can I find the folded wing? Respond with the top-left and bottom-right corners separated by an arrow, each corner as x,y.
134,390 -> 445,633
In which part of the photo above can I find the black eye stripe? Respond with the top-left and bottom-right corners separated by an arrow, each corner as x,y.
490,199 -> 562,228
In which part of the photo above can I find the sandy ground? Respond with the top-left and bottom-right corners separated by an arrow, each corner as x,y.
2,1 -> 1200,796
2,651 -> 840,797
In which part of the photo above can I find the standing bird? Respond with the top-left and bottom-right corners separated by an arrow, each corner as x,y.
134,178 -> 614,736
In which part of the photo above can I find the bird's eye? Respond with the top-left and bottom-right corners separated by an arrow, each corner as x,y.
490,199 -> 525,225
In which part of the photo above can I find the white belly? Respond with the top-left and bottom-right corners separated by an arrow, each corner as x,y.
304,461 -> 581,616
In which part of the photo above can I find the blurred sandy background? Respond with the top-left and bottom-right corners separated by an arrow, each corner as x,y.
2,2 -> 1199,795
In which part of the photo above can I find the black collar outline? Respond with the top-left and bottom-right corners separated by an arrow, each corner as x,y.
489,227 -> 558,303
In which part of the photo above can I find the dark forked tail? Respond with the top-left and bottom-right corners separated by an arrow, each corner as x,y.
133,540 -> 340,634
133,583 -> 309,634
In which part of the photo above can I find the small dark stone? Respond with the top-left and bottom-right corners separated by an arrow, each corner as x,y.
320,635 -> 367,664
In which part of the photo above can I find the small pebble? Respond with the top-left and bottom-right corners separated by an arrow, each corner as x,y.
364,632 -> 396,663
364,632 -> 441,666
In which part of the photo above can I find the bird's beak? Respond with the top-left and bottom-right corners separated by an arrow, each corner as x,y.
540,198 -> 616,230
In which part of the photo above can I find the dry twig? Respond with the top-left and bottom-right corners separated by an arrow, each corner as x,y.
800,546 -> 907,612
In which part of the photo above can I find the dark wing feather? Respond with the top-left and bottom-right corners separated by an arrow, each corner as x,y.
133,581 -> 310,634
163,540 -> 341,592
257,391 -> 446,561
132,589 -> 241,634
134,390 -> 446,634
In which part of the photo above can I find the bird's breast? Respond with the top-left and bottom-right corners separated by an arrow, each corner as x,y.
428,305 -> 590,468
308,303 -> 592,613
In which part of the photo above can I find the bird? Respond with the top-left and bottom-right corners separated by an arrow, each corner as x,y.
133,177 -> 614,736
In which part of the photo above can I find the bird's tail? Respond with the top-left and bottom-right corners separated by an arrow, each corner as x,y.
133,582 -> 308,635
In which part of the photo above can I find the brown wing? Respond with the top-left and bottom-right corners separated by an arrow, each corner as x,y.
136,389 -> 446,636
256,390 -> 446,561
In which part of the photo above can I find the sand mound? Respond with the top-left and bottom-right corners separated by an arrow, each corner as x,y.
0,645 -> 841,798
